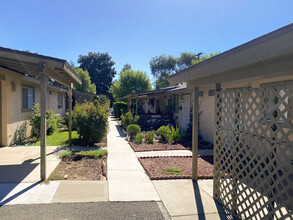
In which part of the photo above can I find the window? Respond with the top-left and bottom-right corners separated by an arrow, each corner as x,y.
208,89 -> 215,96
58,93 -> 63,108
173,95 -> 179,113
22,85 -> 34,110
199,91 -> 204,97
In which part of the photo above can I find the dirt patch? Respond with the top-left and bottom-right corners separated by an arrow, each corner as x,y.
49,155 -> 107,181
138,156 -> 213,180
129,142 -> 192,152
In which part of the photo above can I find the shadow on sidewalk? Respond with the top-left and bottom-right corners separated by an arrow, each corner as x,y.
192,181 -> 238,220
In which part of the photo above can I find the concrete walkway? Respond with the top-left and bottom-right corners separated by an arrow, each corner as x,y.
107,116 -> 161,201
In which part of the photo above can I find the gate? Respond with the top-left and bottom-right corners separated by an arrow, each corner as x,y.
213,85 -> 293,219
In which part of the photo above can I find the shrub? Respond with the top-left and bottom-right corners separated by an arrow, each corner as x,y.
56,114 -> 66,129
127,124 -> 141,139
135,133 -> 144,144
29,103 -> 58,138
121,112 -> 139,130
145,131 -> 155,144
156,125 -> 172,143
171,126 -> 182,143
113,101 -> 127,118
58,150 -> 72,159
72,100 -> 109,145
46,110 -> 58,135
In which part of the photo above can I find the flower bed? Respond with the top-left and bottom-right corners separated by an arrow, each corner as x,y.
138,156 -> 213,180
129,142 -> 191,152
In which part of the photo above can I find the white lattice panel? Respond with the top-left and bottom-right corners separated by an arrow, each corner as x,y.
214,85 -> 293,220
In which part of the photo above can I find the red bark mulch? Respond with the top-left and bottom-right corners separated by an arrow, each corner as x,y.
138,156 -> 213,180
129,142 -> 192,152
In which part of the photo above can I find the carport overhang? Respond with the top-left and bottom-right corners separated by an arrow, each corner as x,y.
168,23 -> 293,180
0,46 -> 82,181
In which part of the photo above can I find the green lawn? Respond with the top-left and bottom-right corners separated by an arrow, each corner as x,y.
32,131 -> 79,146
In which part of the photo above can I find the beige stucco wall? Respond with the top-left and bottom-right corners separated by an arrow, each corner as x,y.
196,76 -> 293,145
1,69 -> 66,145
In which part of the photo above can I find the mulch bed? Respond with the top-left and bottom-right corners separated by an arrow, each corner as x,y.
138,156 -> 213,180
49,155 -> 107,181
129,142 -> 192,152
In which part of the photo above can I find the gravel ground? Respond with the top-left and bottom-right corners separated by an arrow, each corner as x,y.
139,156 -> 214,180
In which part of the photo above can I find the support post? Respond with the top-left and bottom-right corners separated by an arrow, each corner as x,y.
192,87 -> 199,180
39,63 -> 48,181
68,83 -> 73,146
136,98 -> 138,115
213,83 -> 221,198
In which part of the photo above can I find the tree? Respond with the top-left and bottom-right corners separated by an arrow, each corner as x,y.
149,55 -> 177,89
73,68 -> 96,94
177,52 -> 199,71
149,52 -> 219,89
121,64 -> 131,72
191,53 -> 219,65
111,69 -> 152,99
77,52 -> 116,96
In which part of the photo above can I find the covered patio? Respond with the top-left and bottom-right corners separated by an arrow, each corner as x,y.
125,83 -> 192,130
169,24 -> 293,219
0,47 -> 81,181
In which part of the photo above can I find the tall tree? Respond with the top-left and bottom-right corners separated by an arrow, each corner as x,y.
78,52 -> 116,96
111,69 -> 152,99
121,63 -> 131,72
191,52 -> 219,65
177,52 -> 199,70
149,52 -> 219,89
73,68 -> 96,94
149,55 -> 177,89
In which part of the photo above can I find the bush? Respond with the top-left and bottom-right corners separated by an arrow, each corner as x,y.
56,114 -> 66,129
135,133 -> 144,144
121,112 -> 139,130
145,131 -> 155,144
58,150 -> 72,159
171,126 -> 182,143
156,125 -> 172,143
29,103 -> 58,138
113,101 -> 127,118
127,124 -> 141,139
72,100 -> 109,145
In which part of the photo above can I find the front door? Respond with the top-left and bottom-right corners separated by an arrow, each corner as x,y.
182,95 -> 190,130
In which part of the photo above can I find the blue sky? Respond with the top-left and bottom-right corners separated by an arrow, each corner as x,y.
0,0 -> 292,84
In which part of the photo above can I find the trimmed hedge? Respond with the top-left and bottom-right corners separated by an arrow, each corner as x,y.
113,101 -> 128,118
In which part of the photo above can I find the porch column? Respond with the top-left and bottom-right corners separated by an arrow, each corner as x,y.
192,87 -> 199,180
39,62 -> 48,181
136,98 -> 138,115
68,83 -> 73,146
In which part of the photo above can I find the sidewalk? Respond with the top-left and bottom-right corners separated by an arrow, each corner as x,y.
107,116 -> 161,201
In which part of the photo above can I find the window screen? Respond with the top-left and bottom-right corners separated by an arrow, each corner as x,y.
58,93 -> 63,108
22,86 -> 34,109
